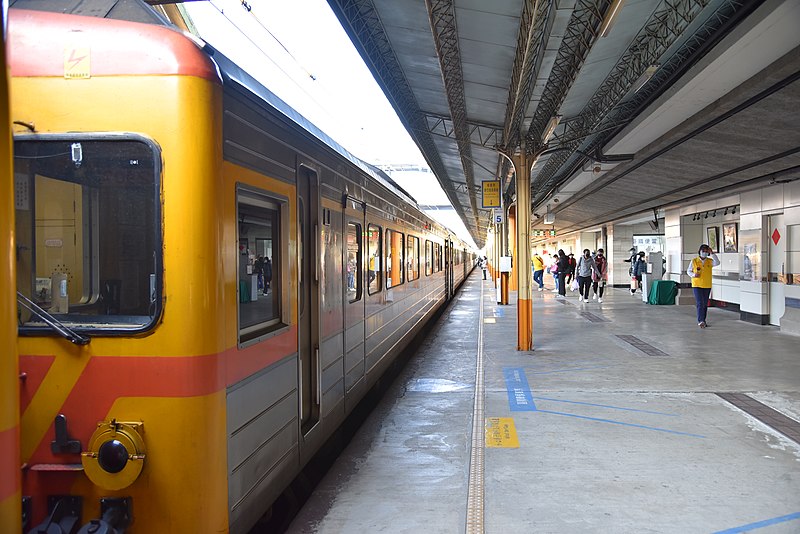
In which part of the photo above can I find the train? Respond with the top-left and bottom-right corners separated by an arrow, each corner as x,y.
5,7 -> 474,533
2,3 -> 21,533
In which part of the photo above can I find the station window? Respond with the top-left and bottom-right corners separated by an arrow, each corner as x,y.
407,235 -> 420,281
385,229 -> 404,288
367,224 -> 382,294
237,189 -> 282,342
14,136 -> 161,334
346,222 -> 362,302
425,240 -> 433,276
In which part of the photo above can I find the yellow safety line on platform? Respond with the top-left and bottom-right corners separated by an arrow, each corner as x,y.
466,278 -> 486,533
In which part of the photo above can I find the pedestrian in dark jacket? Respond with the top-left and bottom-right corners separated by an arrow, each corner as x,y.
565,253 -> 576,289
556,250 -> 570,298
631,251 -> 646,294
576,249 -> 599,302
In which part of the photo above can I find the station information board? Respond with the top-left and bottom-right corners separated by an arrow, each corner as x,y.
481,180 -> 501,208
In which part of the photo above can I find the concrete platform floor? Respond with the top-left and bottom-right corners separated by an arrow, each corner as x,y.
288,271 -> 800,533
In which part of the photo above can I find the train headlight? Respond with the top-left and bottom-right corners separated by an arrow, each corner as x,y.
82,420 -> 145,490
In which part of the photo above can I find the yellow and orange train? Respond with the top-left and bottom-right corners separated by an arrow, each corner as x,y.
4,8 -> 473,533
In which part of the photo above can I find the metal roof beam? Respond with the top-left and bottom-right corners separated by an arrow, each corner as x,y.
425,0 -> 480,236
327,0 -> 484,246
531,0 -> 723,205
538,0 -> 757,202
500,0 -> 555,152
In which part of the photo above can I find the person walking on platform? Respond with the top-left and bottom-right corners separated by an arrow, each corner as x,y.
556,250 -> 570,298
565,253 -> 577,290
631,251 -> 647,294
532,252 -> 545,291
550,254 -> 560,292
687,244 -> 720,328
480,256 -> 488,279
592,248 -> 608,302
624,246 -> 637,293
576,249 -> 599,303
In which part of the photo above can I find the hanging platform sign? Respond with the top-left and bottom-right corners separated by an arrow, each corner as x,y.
481,180 -> 501,208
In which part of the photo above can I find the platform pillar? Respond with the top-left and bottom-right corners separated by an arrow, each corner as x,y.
513,147 -> 533,351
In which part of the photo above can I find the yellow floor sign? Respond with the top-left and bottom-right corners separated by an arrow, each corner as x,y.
485,417 -> 519,448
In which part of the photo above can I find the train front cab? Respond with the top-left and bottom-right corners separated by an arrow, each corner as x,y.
10,10 -> 231,531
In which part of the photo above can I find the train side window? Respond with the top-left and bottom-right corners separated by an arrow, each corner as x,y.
346,223 -> 362,302
237,189 -> 282,342
425,239 -> 433,276
385,229 -> 404,288
14,137 -> 161,334
367,224 -> 381,294
407,235 -> 419,281
434,243 -> 442,272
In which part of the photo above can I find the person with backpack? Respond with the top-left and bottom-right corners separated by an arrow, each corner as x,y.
592,248 -> 608,303
631,251 -> 647,294
575,249 -> 599,303
549,254 -> 560,293
532,252 -> 545,291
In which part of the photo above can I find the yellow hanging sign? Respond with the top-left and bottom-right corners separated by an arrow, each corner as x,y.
482,180 -> 501,208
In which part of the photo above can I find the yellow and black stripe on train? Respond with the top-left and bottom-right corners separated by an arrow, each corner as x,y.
8,8 -> 473,533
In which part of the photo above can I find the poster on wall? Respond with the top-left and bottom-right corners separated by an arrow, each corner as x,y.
706,226 -> 719,252
723,222 -> 738,252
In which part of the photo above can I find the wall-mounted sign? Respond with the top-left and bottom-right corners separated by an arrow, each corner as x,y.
482,180 -> 501,208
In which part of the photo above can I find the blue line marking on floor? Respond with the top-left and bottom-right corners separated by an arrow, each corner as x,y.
531,396 -> 678,417
527,365 -> 617,375
536,409 -> 706,438
712,512 -> 800,533
503,367 -> 537,411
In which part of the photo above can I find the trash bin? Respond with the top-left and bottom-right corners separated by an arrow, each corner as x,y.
648,280 -> 677,305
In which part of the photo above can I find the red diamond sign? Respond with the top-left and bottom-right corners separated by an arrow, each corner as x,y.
772,228 -> 781,245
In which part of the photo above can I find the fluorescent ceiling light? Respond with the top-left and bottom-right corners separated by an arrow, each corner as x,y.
599,0 -> 626,38
541,115 -> 561,143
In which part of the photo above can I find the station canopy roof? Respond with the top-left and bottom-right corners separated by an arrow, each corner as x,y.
325,0 -> 800,249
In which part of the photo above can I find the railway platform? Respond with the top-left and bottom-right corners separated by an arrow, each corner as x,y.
287,270 -> 800,534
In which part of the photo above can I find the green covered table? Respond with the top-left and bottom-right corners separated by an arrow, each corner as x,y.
648,280 -> 678,305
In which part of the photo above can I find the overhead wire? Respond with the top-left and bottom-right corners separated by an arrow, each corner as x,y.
204,0 -> 370,157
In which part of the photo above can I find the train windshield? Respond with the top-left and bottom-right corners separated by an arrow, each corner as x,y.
14,136 -> 161,333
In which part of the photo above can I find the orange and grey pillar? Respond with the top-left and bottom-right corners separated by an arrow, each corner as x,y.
513,146 -> 533,351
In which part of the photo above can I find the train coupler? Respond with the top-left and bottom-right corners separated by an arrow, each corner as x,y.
76,497 -> 132,534
27,495 -> 82,534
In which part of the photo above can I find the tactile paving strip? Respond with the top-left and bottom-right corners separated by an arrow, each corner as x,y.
580,312 -> 608,323
716,393 -> 800,444
615,334 -> 669,357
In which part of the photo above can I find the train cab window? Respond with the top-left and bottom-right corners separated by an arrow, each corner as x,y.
407,235 -> 419,281
13,137 -> 161,334
367,224 -> 381,294
425,240 -> 433,276
346,223 -> 362,302
385,229 -> 404,288
237,189 -> 282,342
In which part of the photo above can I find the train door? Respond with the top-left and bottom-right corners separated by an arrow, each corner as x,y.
298,165 -> 320,434
446,239 -> 454,298
343,196 -> 366,403
768,213 -> 786,326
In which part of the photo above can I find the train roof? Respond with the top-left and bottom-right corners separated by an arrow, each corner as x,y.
211,49 -> 420,208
